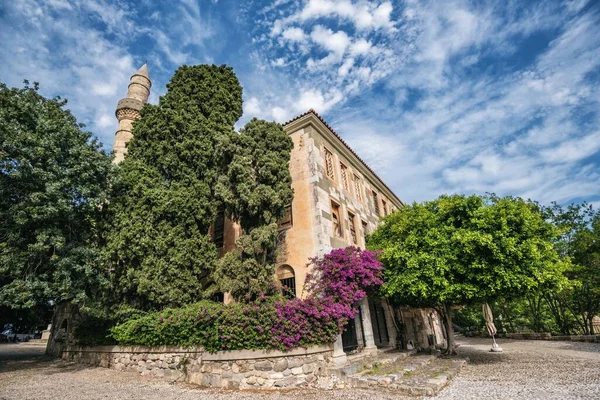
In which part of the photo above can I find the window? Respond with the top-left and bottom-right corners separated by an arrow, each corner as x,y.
372,191 -> 380,216
362,220 -> 369,244
278,205 -> 293,230
340,163 -> 350,191
324,148 -> 335,179
382,199 -> 388,216
277,265 -> 296,299
331,201 -> 343,238
213,210 -> 225,248
354,175 -> 363,202
348,212 -> 357,244
212,292 -> 224,303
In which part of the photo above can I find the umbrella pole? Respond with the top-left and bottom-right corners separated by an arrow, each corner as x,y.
490,334 -> 503,352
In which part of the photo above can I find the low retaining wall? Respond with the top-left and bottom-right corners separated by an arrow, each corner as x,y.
62,344 -> 334,389
505,333 -> 600,342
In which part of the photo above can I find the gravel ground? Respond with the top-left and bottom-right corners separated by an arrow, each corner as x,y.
0,344 -> 411,400
433,337 -> 600,399
1,337 -> 599,400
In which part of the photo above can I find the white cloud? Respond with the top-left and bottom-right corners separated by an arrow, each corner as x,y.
310,25 -> 350,57
349,39 -> 373,56
271,58 -> 286,67
244,97 -> 261,116
295,0 -> 395,31
271,106 -> 290,122
541,131 -> 600,164
282,27 -> 307,42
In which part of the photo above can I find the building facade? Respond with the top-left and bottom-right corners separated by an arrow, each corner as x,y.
112,66 -> 445,362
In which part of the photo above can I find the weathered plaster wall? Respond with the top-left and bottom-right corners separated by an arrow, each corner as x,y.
275,127 -> 318,298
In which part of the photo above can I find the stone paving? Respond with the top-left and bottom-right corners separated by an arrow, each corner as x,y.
432,336 -> 600,400
1,337 -> 600,399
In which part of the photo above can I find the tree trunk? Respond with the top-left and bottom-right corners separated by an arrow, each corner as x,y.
441,303 -> 456,356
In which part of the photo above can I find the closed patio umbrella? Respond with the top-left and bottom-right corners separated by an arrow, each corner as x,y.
482,303 -> 503,352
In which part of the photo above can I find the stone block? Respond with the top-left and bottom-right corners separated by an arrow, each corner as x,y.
302,363 -> 318,374
274,377 -> 299,387
188,372 -> 203,386
246,376 -> 257,385
270,372 -> 284,379
287,358 -> 304,368
264,379 -> 275,387
255,360 -> 272,371
223,379 -> 239,390
273,359 -> 288,372
231,363 -> 240,373
291,367 -> 303,375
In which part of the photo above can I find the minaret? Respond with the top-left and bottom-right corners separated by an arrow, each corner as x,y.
113,63 -> 151,164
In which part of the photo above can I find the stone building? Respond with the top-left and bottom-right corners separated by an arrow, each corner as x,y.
111,65 -> 445,362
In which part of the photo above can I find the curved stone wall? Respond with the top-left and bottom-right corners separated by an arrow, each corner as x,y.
61,344 -> 334,390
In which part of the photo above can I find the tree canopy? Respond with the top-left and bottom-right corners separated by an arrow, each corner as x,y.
368,194 -> 568,353
541,202 -> 600,334
102,65 -> 294,309
211,118 -> 294,302
0,81 -> 112,309
102,65 -> 242,310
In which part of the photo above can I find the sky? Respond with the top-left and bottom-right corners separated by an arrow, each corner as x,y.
1,0 -> 599,206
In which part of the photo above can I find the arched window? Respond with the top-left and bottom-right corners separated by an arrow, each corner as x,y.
212,292 -> 224,303
277,265 -> 296,299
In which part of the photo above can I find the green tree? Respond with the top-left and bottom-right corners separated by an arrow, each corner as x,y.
0,81 -> 112,310
211,118 -> 294,302
102,65 -> 243,310
368,194 -> 568,354
543,202 -> 600,334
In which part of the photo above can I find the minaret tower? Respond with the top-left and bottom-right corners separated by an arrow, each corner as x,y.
113,63 -> 151,164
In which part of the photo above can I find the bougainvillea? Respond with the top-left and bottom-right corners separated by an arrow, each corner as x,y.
306,247 -> 383,305
108,247 -> 382,351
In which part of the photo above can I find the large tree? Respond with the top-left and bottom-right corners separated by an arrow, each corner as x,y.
103,65 -> 294,309
542,202 -> 600,334
102,65 -> 243,310
211,118 -> 294,302
368,194 -> 568,354
0,81 -> 112,310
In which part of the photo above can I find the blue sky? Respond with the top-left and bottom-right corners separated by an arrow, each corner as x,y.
1,0 -> 599,206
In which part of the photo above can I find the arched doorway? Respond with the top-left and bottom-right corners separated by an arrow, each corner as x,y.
276,265 -> 296,299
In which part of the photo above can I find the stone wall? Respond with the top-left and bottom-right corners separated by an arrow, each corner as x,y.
505,333 -> 600,342
190,346 -> 332,389
61,344 -> 334,390
62,345 -> 199,380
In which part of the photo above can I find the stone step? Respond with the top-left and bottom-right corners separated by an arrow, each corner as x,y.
326,349 -> 416,379
337,355 -> 466,396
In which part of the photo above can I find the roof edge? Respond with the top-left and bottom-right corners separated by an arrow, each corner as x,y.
283,109 -> 404,207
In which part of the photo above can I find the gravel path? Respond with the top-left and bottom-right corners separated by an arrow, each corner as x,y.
2,337 -> 599,400
0,344 -> 410,400
432,336 -> 600,399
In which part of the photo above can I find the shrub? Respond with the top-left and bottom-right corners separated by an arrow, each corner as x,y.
109,247 -> 383,351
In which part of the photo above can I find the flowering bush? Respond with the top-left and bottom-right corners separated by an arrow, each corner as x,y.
109,247 -> 382,351
306,247 -> 383,306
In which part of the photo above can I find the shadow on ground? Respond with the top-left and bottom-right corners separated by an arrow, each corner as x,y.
0,344 -> 93,375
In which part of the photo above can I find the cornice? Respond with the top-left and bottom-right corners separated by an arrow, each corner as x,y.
284,109 -> 404,208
